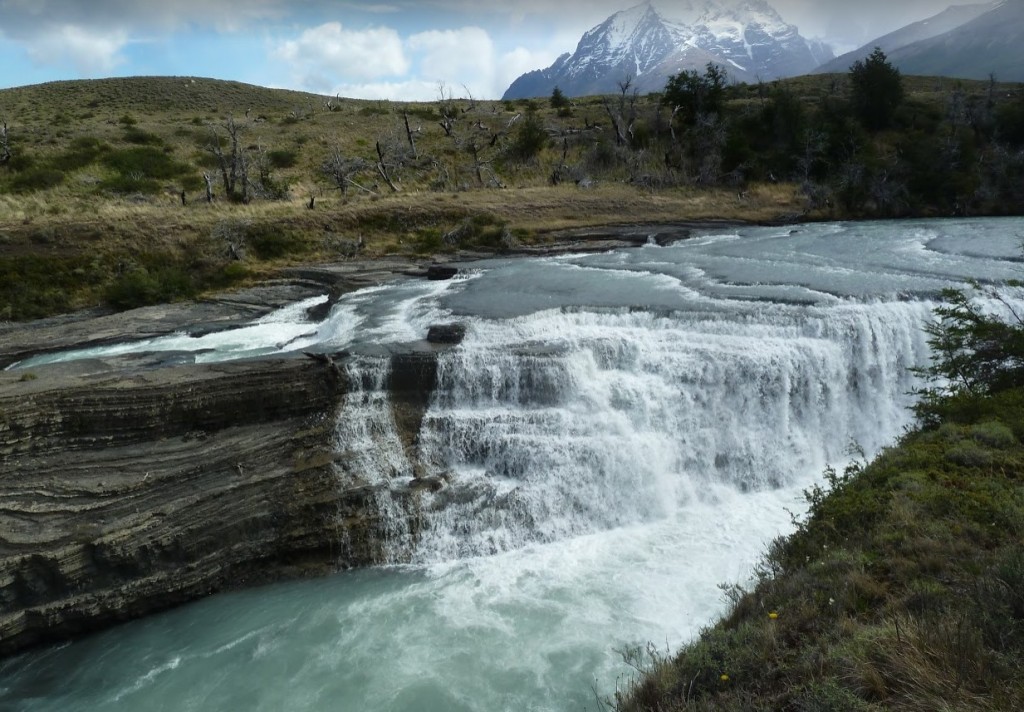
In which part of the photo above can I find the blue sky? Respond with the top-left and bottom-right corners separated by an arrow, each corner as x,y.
0,0 -> 953,99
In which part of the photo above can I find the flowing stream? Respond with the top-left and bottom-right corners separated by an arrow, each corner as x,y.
3,218 -> 1023,711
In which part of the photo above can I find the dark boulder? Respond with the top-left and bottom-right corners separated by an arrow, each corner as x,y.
426,323 -> 467,345
426,265 -> 459,281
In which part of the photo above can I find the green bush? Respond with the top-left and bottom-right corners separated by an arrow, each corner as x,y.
913,287 -> 1024,426
10,167 -> 65,193
971,421 -> 1016,449
104,265 -> 195,310
103,146 -> 187,179
266,149 -> 299,169
99,174 -> 161,195
506,111 -> 547,162
57,136 -> 107,170
247,225 -> 301,260
0,255 -> 95,319
122,126 -> 163,146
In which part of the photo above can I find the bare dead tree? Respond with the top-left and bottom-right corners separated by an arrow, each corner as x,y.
0,121 -> 10,166
602,75 -> 639,147
403,112 -> 419,158
437,81 -> 459,138
321,148 -> 373,195
461,84 -> 478,113
551,138 -> 570,185
207,115 -> 246,199
465,138 -> 505,189
375,140 -> 399,192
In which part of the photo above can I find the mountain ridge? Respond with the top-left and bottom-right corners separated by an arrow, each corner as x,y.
813,2 -> 1002,75
503,0 -> 832,99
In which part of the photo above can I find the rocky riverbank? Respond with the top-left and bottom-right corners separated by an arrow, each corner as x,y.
0,221 -> 741,657
0,256 -> 448,656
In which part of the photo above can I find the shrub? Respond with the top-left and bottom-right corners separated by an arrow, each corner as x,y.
266,149 -> 299,169
104,265 -> 194,310
99,174 -> 161,195
10,167 -> 64,193
58,137 -> 107,170
506,111 -> 547,162
247,225 -> 300,260
103,146 -> 187,179
913,287 -> 1024,426
122,126 -> 163,146
971,421 -> 1016,449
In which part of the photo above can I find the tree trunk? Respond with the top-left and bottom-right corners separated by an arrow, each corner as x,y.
375,141 -> 399,192
203,173 -> 214,203
403,113 -> 418,159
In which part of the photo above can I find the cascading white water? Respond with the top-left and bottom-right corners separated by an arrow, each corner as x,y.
5,218 -> 1023,712
353,299 -> 935,564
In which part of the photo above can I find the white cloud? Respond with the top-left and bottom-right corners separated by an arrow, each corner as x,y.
25,25 -> 128,75
406,27 -> 497,98
496,46 -> 563,96
331,78 -> 442,102
277,24 -> 530,100
274,22 -> 409,93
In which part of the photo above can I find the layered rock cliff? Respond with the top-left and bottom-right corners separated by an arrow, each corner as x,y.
0,337 -> 444,657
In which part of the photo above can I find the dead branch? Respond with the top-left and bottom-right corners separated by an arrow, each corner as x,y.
375,140 -> 399,192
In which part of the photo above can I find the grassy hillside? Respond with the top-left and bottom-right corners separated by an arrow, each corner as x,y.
0,73 -> 1022,320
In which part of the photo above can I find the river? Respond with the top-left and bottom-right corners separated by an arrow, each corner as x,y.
2,217 -> 1022,711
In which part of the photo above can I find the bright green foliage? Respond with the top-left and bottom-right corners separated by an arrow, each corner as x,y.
662,63 -> 728,125
850,47 -> 905,131
913,286 -> 1024,426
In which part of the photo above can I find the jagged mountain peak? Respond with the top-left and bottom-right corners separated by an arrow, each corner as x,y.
502,0 -> 832,99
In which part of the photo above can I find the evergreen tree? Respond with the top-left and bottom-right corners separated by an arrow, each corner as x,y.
849,47 -> 904,131
550,86 -> 569,110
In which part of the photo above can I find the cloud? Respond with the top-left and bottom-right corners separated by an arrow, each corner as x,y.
331,78 -> 442,102
407,27 -> 494,96
0,0 -> 286,36
274,22 -> 409,92
275,20 -> 570,101
24,25 -> 128,75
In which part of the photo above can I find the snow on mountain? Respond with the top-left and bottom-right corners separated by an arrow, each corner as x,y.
503,0 -> 833,99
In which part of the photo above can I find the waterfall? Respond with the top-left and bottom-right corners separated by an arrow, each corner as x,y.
337,298 -> 938,565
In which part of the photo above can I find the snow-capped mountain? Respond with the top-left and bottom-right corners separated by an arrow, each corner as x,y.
502,0 -> 833,99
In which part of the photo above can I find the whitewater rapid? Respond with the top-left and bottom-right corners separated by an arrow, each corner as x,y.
3,217 -> 1022,711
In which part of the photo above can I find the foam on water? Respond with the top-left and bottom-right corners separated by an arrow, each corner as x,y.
3,217 -> 1023,712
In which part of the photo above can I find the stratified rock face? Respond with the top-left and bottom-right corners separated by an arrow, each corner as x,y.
0,357 -> 385,656
502,0 -> 833,98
